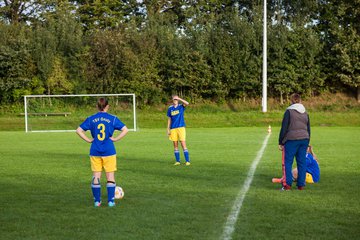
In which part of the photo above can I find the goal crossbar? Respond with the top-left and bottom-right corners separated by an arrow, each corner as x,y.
24,94 -> 137,133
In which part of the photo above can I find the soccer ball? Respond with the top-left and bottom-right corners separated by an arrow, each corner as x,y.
115,186 -> 124,199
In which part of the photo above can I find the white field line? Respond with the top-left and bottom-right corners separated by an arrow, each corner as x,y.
221,133 -> 271,240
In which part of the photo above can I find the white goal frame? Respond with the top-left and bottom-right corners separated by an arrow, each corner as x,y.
24,94 -> 137,133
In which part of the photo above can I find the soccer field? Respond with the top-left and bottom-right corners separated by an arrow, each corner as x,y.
0,127 -> 359,239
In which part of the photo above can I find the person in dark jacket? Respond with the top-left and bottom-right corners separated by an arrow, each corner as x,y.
279,93 -> 310,190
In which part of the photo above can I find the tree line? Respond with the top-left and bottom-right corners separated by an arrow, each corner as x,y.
0,0 -> 359,105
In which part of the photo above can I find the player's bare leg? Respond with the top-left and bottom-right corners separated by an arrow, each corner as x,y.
106,172 -> 115,182
180,141 -> 187,150
274,168 -> 298,183
93,171 -> 102,183
292,168 -> 298,181
272,177 -> 283,183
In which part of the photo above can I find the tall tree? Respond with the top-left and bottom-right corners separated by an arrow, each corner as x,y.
46,56 -> 73,94
0,0 -> 46,24
317,0 -> 360,101
72,0 -> 140,31
0,23 -> 35,102
266,0 -> 323,102
30,2 -> 84,93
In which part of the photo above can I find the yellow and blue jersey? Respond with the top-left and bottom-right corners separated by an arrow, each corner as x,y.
80,112 -> 125,156
306,153 -> 320,182
167,104 -> 186,129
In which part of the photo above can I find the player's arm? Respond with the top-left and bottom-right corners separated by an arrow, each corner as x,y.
167,117 -> 171,135
110,126 -> 128,142
76,127 -> 93,143
307,115 -> 311,139
174,96 -> 189,106
309,146 -> 318,163
278,110 -> 290,151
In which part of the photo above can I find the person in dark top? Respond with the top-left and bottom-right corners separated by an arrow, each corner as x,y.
279,93 -> 310,190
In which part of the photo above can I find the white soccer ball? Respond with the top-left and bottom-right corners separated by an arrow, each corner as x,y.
115,186 -> 124,199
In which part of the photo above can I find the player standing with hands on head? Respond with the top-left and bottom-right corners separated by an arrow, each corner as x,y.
76,97 -> 128,207
278,93 -> 310,190
167,95 -> 191,166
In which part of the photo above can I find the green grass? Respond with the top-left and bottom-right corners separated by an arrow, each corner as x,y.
1,110 -> 360,131
234,127 -> 360,239
0,127 -> 359,239
1,93 -> 360,131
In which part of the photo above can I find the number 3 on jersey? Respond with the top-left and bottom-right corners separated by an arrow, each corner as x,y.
97,123 -> 106,141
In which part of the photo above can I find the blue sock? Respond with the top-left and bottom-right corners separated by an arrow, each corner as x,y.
174,150 -> 180,162
107,182 -> 116,203
184,149 -> 190,162
91,180 -> 101,203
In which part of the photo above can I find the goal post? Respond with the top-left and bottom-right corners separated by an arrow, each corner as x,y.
24,94 -> 137,133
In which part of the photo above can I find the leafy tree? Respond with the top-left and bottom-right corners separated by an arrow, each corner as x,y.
266,0 -> 324,102
333,28 -> 360,101
31,24 -> 56,84
0,0 -> 358,105
182,50 -> 212,102
30,2 -> 84,93
46,56 -> 73,94
0,23 -> 35,102
267,25 -> 298,103
317,0 -> 360,101
72,0 -> 139,31
0,0 -> 46,24
116,26 -> 163,104
84,30 -> 126,93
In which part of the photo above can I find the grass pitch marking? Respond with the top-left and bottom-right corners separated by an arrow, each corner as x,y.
221,133 -> 271,240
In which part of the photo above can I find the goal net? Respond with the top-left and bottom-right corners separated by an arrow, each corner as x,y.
24,94 -> 137,132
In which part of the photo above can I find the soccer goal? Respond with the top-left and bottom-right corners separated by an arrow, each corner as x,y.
24,94 -> 137,133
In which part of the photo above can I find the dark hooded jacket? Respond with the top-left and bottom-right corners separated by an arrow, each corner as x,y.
279,103 -> 310,145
